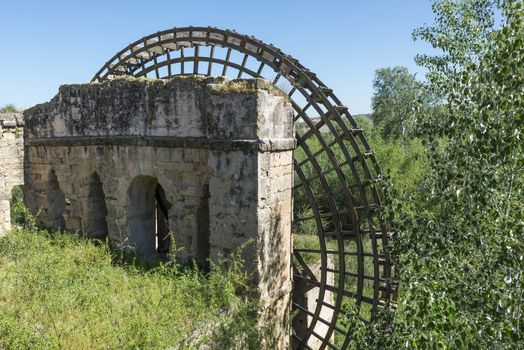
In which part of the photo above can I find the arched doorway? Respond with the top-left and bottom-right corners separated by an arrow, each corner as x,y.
45,169 -> 66,230
85,172 -> 109,239
127,176 -> 172,258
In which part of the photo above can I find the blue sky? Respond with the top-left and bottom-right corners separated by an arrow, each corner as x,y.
0,0 -> 437,114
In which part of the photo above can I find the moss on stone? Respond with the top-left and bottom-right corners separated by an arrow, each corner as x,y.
208,80 -> 258,94
207,78 -> 288,99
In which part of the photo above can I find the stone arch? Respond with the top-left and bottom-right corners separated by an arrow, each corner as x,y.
44,169 -> 66,230
126,176 -> 172,258
85,172 -> 109,239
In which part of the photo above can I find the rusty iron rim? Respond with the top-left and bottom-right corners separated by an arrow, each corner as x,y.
92,26 -> 397,349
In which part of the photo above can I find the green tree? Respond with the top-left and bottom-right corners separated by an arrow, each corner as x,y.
371,66 -> 423,139
413,0 -> 501,97
387,0 -> 524,348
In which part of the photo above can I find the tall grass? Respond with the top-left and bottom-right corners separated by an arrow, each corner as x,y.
0,228 -> 258,349
0,104 -> 19,113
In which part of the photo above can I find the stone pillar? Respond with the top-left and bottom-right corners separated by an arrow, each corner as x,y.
0,113 -> 24,235
207,81 -> 295,349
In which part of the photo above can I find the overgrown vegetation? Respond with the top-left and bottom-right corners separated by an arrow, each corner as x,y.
0,225 -> 258,350
0,104 -> 19,113
293,1 -> 523,348
10,186 -> 31,227
377,0 -> 523,348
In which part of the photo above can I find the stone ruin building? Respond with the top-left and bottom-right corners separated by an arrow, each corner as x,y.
20,76 -> 294,347
0,27 -> 398,350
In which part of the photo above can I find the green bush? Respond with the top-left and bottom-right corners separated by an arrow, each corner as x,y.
10,186 -> 32,227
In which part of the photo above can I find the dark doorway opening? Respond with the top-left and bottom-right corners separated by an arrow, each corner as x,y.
46,169 -> 66,230
86,172 -> 109,239
155,184 -> 170,255
127,176 -> 172,258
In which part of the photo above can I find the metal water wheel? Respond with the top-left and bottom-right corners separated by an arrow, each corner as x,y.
92,26 -> 398,349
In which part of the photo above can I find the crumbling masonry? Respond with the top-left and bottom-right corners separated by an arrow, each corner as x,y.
1,76 -> 295,348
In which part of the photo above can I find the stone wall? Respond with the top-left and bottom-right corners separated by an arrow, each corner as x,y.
23,76 -> 294,348
0,113 -> 24,234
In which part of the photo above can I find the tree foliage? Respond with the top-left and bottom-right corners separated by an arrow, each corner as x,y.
371,66 -> 423,138
386,0 -> 524,348
413,0 -> 501,96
